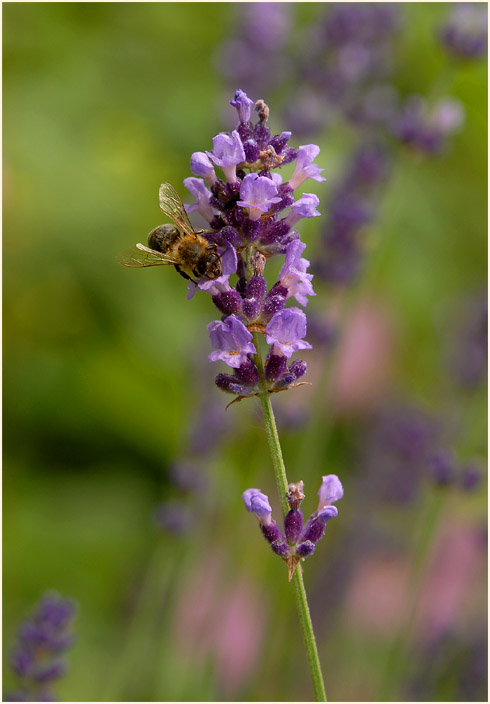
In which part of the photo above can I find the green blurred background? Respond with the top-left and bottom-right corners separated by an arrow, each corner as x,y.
3,3 -> 487,702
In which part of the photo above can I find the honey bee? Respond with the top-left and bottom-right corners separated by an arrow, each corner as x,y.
117,182 -> 222,283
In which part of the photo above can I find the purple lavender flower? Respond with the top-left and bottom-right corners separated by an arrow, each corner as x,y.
208,315 -> 256,368
237,173 -> 282,221
296,476 -> 343,558
242,488 -> 272,523
184,177 -> 218,223
265,308 -> 312,358
317,474 -> 344,509
207,130 -> 246,183
242,488 -> 290,558
289,145 -> 326,189
278,239 -> 316,306
230,88 -> 255,124
440,3 -> 488,60
190,151 -> 217,185
6,593 -> 76,702
284,193 -> 321,228
393,95 -> 465,155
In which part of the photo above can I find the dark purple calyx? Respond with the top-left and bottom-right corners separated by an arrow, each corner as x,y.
243,275 -> 266,321
212,289 -> 243,316
215,374 -> 256,397
264,353 -> 288,382
295,540 -> 316,558
284,510 -> 304,545
262,283 -> 288,320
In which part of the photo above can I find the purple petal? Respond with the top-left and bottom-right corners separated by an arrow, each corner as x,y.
242,488 -> 262,511
230,89 -> 254,124
208,315 -> 256,368
190,151 -> 217,184
317,474 -> 344,509
265,307 -> 312,358
289,144 -> 326,190
184,177 -> 217,223
237,173 -> 282,221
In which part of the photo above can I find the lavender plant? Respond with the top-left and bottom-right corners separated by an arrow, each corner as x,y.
5,593 -> 76,702
122,88 -> 338,701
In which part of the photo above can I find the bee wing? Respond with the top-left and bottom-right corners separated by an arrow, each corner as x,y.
116,243 -> 179,268
159,182 -> 197,239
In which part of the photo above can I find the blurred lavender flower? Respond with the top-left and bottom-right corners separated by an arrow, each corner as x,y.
459,462 -> 482,491
393,95 -> 465,155
357,403 -> 441,504
214,3 -> 293,97
315,140 -> 392,286
154,500 -> 193,536
440,3 -> 488,60
5,593 -> 76,702
447,291 -> 487,390
242,477 -> 342,580
358,401 -> 485,501
285,3 -> 402,135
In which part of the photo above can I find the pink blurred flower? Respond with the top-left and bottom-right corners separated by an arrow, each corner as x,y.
334,298 -> 396,414
173,551 -> 266,698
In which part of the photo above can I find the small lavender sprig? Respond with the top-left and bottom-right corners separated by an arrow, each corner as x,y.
243,475 -> 343,580
5,593 -> 76,702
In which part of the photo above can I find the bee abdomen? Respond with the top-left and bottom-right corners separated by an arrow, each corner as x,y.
148,225 -> 180,253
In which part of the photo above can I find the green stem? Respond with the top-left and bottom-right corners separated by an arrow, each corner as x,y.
253,332 -> 327,702
379,488 -> 448,700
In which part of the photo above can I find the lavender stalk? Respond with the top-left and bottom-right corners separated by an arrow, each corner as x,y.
254,338 -> 327,700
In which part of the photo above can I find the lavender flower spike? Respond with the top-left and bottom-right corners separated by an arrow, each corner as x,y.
237,173 -> 282,221
289,145 -> 326,190
265,307 -> 312,358
207,130 -> 245,183
208,314 -> 256,368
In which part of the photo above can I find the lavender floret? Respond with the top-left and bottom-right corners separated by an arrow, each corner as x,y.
208,315 -> 256,368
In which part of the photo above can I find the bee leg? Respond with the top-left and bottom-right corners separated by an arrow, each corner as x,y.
174,264 -> 198,285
